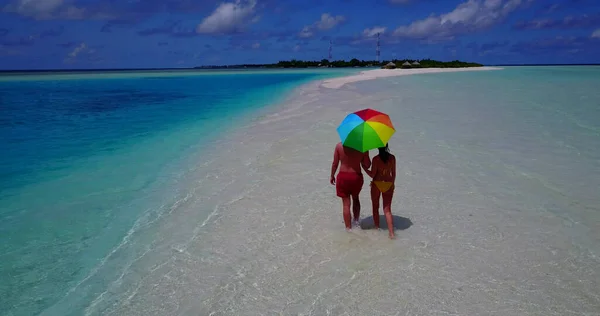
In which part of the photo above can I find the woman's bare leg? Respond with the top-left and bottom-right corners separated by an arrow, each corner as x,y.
370,184 -> 381,229
382,190 -> 395,239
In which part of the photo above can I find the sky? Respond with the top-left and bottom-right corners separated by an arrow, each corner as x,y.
0,0 -> 599,69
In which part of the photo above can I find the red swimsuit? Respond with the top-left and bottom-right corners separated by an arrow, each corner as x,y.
336,172 -> 364,197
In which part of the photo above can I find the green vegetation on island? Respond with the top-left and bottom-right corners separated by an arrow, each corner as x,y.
195,58 -> 483,69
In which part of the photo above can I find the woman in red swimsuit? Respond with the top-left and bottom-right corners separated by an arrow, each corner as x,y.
367,143 -> 396,239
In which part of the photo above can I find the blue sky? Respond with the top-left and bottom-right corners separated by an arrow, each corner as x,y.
0,0 -> 599,69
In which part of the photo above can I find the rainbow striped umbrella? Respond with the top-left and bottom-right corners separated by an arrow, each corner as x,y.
337,108 -> 395,152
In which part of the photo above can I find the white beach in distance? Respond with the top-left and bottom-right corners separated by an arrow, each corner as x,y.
321,66 -> 504,89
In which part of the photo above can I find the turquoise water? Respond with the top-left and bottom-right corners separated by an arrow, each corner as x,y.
0,68 -> 358,316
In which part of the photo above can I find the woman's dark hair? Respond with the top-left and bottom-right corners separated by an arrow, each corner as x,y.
378,143 -> 391,163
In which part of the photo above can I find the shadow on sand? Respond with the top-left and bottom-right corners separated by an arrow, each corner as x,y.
359,215 -> 413,230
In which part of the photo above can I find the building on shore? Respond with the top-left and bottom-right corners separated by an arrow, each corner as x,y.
383,62 -> 396,69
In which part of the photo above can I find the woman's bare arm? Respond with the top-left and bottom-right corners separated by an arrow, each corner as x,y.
367,157 -> 378,178
391,156 -> 396,183
361,151 -> 371,171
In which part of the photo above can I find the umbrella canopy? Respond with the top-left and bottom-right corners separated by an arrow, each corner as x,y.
336,108 -> 395,152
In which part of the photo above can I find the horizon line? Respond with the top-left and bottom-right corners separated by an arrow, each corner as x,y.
1,63 -> 599,73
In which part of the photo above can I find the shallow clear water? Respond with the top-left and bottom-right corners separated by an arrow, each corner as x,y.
60,65 -> 598,316
0,68 -> 359,316
359,66 -> 600,236
2,66 -> 599,315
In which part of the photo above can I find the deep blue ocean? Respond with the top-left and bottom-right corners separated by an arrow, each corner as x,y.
0,69 -> 357,316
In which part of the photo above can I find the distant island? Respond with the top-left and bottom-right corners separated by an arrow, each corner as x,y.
194,58 -> 484,69
0,59 -> 485,73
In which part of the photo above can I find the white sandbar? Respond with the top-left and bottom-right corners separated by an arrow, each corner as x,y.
321,66 -> 503,89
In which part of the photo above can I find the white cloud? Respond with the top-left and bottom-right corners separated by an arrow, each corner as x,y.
363,27 -> 386,37
3,0 -> 108,20
68,42 -> 87,58
60,6 -> 88,19
315,13 -> 345,30
3,0 -> 63,18
393,0 -> 531,40
8,0 -> 63,15
298,13 -> 345,38
196,0 -> 257,35
298,26 -> 313,38
592,29 -> 600,38
63,42 -> 96,63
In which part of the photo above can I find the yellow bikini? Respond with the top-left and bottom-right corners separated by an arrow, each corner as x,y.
373,166 -> 393,193
373,181 -> 393,193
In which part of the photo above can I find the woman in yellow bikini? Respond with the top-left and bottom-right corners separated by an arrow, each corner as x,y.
367,143 -> 396,239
